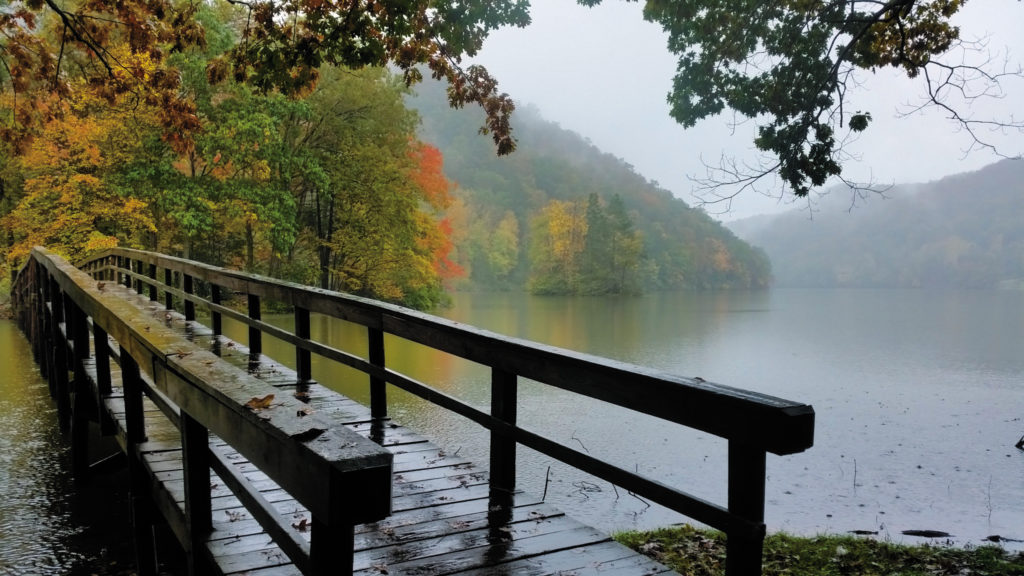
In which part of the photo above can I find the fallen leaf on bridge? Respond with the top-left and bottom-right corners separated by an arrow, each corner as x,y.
245,394 -> 275,411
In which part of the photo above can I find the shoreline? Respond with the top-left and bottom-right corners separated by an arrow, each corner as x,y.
617,525 -> 1024,575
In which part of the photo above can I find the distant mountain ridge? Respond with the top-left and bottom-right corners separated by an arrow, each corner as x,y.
407,81 -> 771,292
728,159 -> 1024,289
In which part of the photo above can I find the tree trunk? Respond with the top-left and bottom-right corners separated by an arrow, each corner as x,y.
246,221 -> 255,271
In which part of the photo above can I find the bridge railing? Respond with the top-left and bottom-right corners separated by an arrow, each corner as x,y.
14,248 -> 393,576
77,247 -> 814,576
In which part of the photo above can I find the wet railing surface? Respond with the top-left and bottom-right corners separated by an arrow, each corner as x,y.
12,246 -> 815,576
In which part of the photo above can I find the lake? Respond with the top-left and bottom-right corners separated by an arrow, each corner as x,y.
1,288 -> 1022,572
0,317 -> 134,575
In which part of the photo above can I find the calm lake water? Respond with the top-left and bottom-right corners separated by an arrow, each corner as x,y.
0,319 -> 134,575
1,288 -> 1022,572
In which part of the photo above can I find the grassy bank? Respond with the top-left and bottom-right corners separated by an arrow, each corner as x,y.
616,526 -> 1024,576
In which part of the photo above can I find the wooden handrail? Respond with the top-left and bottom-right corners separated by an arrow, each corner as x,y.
17,248 -> 392,576
71,246 -> 814,576
92,247 -> 814,454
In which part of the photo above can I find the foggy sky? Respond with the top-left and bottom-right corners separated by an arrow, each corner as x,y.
470,1 -> 1024,220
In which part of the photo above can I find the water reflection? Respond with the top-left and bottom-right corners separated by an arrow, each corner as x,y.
0,321 -> 134,575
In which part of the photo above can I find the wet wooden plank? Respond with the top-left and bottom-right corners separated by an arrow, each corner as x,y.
354,502 -> 561,551
352,524 -> 612,575
450,540 -> 665,576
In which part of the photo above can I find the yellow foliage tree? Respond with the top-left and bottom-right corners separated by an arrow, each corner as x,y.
1,91 -> 154,267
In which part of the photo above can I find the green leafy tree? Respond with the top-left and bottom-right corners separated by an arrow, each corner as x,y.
580,0 -> 1022,197
605,194 -> 645,293
488,211 -> 521,284
580,193 -> 614,293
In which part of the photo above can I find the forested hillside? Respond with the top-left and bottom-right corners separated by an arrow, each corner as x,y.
407,80 -> 771,293
729,159 -> 1024,289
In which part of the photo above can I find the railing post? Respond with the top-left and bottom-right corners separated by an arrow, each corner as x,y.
310,485 -> 355,576
67,296 -> 91,479
183,274 -> 195,322
50,283 -> 71,432
164,268 -> 174,310
69,295 -> 90,363
121,347 -> 158,576
32,261 -> 47,377
368,327 -> 386,419
247,293 -> 261,357
92,322 -> 116,435
122,346 -> 148,445
135,260 -> 144,294
147,263 -> 157,301
120,256 -> 130,288
726,441 -> 767,576
489,368 -> 517,510
181,412 -> 212,575
210,284 -> 222,335
295,307 -> 311,383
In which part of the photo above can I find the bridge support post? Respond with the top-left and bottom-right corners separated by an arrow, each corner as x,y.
164,268 -> 174,310
134,260 -> 144,295
296,307 -> 311,383
210,284 -> 221,335
120,256 -> 130,288
49,284 -> 71,432
31,261 -> 47,378
726,441 -> 767,576
310,494 -> 356,576
67,297 -> 91,480
247,293 -> 261,357
369,327 -> 386,420
489,368 -> 517,518
147,263 -> 158,301
183,274 -> 195,321
181,412 -> 212,575
121,346 -> 158,576
93,322 -> 116,435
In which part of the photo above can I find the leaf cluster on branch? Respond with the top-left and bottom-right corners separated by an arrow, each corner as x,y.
582,0 -> 1022,198
1,0 -> 529,154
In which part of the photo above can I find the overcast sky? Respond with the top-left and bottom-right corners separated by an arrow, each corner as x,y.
470,1 -> 1024,220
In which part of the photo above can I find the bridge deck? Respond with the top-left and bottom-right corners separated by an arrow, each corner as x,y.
86,284 -> 675,576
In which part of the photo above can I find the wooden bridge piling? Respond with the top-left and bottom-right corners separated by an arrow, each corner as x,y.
12,246 -> 816,576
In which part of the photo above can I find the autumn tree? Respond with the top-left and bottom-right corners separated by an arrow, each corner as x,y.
1,89 -> 154,267
528,198 -> 588,294
273,66 -> 462,307
0,0 -> 529,156
580,0 -> 1022,198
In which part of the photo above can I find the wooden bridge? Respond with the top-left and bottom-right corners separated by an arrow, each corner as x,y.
10,247 -> 814,576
